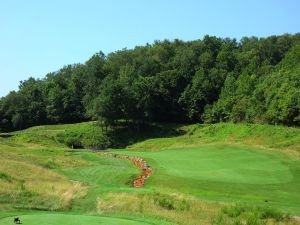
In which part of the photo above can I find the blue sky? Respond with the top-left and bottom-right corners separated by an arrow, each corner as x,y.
0,0 -> 299,97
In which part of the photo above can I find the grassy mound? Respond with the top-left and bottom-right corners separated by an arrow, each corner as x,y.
10,121 -> 300,152
11,121 -> 182,149
11,122 -> 107,147
129,122 -> 300,152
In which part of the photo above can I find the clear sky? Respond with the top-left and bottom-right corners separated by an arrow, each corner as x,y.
0,0 -> 299,97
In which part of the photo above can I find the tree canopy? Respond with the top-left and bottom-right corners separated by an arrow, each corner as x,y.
1,33 -> 299,131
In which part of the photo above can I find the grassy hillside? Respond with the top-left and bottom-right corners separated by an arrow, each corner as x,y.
12,121 -> 299,152
129,123 -> 300,153
0,122 -> 299,225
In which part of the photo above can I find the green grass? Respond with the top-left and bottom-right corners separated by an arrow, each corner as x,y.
129,122 -> 300,152
214,204 -> 291,225
56,151 -> 140,213
0,214 -> 162,225
117,146 -> 292,185
111,144 -> 300,214
11,122 -> 102,147
0,121 -> 299,225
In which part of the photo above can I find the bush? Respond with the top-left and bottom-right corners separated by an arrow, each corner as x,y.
64,131 -> 82,148
0,172 -> 13,182
154,194 -> 175,210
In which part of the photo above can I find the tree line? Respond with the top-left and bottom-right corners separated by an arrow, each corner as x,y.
1,34 -> 299,131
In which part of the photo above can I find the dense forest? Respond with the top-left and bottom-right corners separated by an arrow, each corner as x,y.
0,33 -> 299,131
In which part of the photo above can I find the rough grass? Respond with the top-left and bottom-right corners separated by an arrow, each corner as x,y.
97,191 -> 223,225
96,192 -> 299,225
12,122 -> 299,152
214,204 -> 295,225
0,133 -> 88,211
129,123 -> 300,153
196,123 -> 300,151
0,151 -> 87,210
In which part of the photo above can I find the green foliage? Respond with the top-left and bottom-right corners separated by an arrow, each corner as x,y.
1,34 -> 300,132
154,194 -> 176,210
64,131 -> 82,148
59,122 -> 111,147
0,172 -> 13,183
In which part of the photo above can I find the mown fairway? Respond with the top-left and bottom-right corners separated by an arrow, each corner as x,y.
113,145 -> 300,213
0,214 -> 155,225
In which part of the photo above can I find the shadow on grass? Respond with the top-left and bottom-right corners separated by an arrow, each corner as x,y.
104,122 -> 186,149
0,134 -> 14,138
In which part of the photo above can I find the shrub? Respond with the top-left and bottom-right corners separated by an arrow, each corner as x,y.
64,131 -> 82,148
154,194 -> 175,210
0,172 -> 13,182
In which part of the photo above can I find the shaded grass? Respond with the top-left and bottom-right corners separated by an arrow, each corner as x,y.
11,121 -> 184,149
9,121 -> 300,153
129,123 -> 300,153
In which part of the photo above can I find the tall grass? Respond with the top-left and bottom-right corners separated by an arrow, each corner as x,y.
216,204 -> 291,225
129,122 -> 300,152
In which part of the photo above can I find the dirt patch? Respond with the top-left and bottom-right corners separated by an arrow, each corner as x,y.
99,153 -> 153,188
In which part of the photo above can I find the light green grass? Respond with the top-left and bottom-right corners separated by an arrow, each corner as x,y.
56,151 -> 140,213
0,214 -> 159,225
111,144 -> 300,215
125,146 -> 292,185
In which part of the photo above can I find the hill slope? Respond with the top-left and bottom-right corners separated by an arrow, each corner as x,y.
0,122 -> 299,225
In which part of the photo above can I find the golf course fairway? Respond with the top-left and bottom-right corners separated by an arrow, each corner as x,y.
0,214 -> 156,225
112,144 -> 300,213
